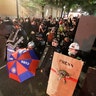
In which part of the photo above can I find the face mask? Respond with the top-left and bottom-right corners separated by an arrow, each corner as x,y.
68,50 -> 77,56
68,51 -> 71,56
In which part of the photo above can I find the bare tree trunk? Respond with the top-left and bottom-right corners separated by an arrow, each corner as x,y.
42,6 -> 44,19
56,8 -> 58,17
61,7 -> 64,18
50,7 -> 52,16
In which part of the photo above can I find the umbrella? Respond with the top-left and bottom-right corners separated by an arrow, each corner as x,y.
7,49 -> 39,83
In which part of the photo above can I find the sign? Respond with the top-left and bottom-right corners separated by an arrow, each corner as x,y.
47,52 -> 84,96
74,16 -> 96,51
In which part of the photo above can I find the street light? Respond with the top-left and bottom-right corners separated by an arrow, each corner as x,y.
16,0 -> 19,19
77,8 -> 81,13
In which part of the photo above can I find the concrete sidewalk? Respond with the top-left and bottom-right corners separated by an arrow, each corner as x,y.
0,65 -> 48,96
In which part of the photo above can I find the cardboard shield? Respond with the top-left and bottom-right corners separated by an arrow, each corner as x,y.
47,52 -> 84,96
74,16 -> 96,51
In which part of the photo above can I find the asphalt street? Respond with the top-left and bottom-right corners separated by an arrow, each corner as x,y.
0,62 -> 48,96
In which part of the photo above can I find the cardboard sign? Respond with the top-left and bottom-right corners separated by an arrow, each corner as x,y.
74,16 -> 96,51
47,52 -> 84,96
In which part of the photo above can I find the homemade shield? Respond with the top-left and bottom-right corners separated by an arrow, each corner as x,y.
47,52 -> 84,96
74,16 -> 96,51
7,49 -> 39,83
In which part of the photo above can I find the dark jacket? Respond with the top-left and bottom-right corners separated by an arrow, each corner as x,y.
38,45 -> 61,76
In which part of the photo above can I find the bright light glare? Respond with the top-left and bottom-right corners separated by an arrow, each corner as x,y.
77,8 -> 81,12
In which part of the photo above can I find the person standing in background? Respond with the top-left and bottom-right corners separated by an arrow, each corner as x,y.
38,38 -> 61,77
0,17 -> 13,66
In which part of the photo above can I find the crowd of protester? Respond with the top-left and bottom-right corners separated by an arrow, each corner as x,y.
1,15 -> 96,70
0,15 -> 80,58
